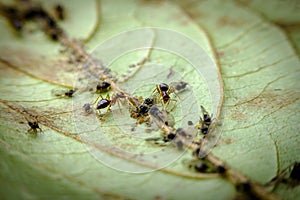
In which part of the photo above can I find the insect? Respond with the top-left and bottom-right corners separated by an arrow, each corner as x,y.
83,103 -> 92,114
143,97 -> 154,107
52,88 -> 76,98
96,81 -> 111,93
64,89 -> 75,97
27,120 -> 42,134
95,94 -> 113,115
128,97 -> 154,124
152,83 -> 178,111
148,105 -> 169,128
163,133 -> 176,142
54,4 -> 64,20
197,106 -> 212,135
171,81 -> 189,93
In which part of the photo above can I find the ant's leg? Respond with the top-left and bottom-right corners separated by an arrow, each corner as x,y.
101,104 -> 112,119
92,94 -> 103,105
166,98 -> 177,112
151,85 -> 159,96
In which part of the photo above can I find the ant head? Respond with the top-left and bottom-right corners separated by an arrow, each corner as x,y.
159,83 -> 169,91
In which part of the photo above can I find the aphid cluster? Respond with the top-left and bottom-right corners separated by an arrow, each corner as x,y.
3,0 -> 223,182
0,2 -> 65,41
197,106 -> 212,135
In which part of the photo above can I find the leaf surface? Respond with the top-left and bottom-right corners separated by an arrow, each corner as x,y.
0,0 -> 299,199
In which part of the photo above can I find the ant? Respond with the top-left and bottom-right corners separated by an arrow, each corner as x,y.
93,93 -> 122,119
152,83 -> 178,111
27,120 -> 42,134
96,81 -> 111,93
95,94 -> 113,115
197,106 -> 212,135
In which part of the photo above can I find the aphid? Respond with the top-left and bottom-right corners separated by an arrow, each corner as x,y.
148,105 -> 168,128
64,89 -> 75,97
96,81 -> 111,93
128,96 -> 155,124
45,15 -> 57,27
83,103 -> 92,114
23,7 -> 47,19
192,146 -> 208,159
194,160 -> 208,172
27,121 -> 42,134
139,105 -> 149,115
54,4 -> 64,20
175,140 -> 184,150
143,97 -> 154,106
1,6 -> 23,31
197,106 -> 212,135
216,165 -> 226,174
163,133 -> 176,142
11,19 -> 23,30
176,128 -> 193,139
171,81 -> 188,93
52,88 -> 75,98
152,83 -> 177,111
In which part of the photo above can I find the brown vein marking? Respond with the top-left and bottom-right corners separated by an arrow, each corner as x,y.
234,0 -> 300,58
221,39 -> 287,66
0,57 -> 74,88
225,89 -> 300,132
0,99 -> 219,180
0,0 -> 282,198
234,74 -> 297,107
217,15 -> 247,27
0,140 -> 130,200
223,54 -> 295,78
217,21 -> 263,49
269,134 -> 281,175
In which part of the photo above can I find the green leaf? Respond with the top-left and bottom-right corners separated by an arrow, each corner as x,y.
0,0 -> 299,200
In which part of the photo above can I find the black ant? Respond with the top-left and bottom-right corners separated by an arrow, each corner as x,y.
197,106 -> 212,135
152,83 -> 177,111
94,93 -> 122,119
95,94 -> 112,114
27,120 -> 42,134
96,81 -> 111,93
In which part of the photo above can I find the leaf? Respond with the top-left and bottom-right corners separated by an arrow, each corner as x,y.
0,0 -> 299,200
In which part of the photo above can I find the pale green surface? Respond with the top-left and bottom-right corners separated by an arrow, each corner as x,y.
0,0 -> 300,200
